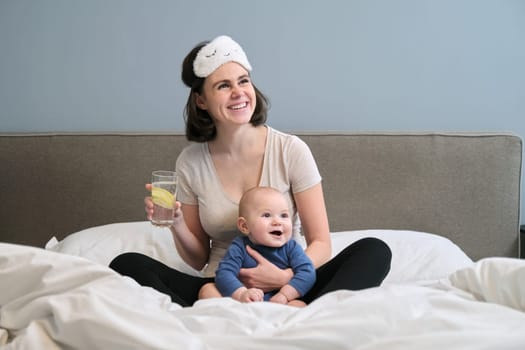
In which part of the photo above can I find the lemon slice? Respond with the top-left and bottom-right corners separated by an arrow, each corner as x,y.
152,187 -> 175,209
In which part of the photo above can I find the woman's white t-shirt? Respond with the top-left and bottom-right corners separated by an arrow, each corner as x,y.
176,126 -> 322,276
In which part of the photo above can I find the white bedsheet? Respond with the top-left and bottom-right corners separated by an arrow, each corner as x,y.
1,243 -> 525,350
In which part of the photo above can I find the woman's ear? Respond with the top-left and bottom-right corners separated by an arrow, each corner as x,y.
237,217 -> 250,235
194,92 -> 207,110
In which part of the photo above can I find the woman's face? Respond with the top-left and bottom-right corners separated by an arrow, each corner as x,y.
195,62 -> 256,126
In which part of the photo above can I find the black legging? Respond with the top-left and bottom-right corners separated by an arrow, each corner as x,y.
109,237 -> 391,307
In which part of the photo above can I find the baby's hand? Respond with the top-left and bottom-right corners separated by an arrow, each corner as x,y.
239,288 -> 264,303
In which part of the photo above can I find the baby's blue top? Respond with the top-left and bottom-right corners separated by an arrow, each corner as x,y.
215,236 -> 316,300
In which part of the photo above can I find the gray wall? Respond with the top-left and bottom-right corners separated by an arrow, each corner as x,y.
1,0 -> 524,220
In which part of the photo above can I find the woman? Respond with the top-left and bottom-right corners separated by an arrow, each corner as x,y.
110,35 -> 391,306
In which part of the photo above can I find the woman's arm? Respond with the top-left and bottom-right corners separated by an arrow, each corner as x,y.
170,203 -> 211,271
238,246 -> 293,291
145,184 -> 210,271
294,182 -> 332,268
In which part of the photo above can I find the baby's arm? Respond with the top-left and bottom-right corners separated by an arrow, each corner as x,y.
269,241 -> 316,307
269,284 -> 301,304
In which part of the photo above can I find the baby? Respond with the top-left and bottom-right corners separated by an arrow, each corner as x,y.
199,186 -> 316,307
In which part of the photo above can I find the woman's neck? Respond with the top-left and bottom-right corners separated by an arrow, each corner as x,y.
209,124 -> 266,156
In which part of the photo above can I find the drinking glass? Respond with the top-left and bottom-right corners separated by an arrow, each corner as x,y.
151,170 -> 177,226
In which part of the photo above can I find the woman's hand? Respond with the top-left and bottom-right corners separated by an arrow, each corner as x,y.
238,245 -> 293,292
144,183 -> 154,220
144,183 -> 183,225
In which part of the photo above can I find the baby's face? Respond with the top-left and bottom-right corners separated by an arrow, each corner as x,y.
243,191 -> 292,247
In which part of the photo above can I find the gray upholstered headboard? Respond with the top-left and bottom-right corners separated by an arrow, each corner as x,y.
0,132 -> 521,260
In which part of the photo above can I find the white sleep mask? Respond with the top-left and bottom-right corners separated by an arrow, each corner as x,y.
193,35 -> 252,78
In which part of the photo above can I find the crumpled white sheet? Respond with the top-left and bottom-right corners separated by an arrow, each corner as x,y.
1,243 -> 525,350
448,257 -> 525,311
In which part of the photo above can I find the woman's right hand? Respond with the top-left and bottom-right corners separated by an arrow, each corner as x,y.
144,183 -> 154,221
145,183 -> 183,224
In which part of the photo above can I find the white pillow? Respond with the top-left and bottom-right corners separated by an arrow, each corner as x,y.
331,230 -> 473,284
46,223 -> 473,283
448,257 -> 525,311
45,221 -> 201,276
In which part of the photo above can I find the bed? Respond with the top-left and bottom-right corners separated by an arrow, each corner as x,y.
0,132 -> 524,349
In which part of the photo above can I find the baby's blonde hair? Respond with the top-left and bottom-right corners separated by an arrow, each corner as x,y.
238,186 -> 282,217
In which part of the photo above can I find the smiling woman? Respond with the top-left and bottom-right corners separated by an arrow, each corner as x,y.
109,35 -> 392,307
